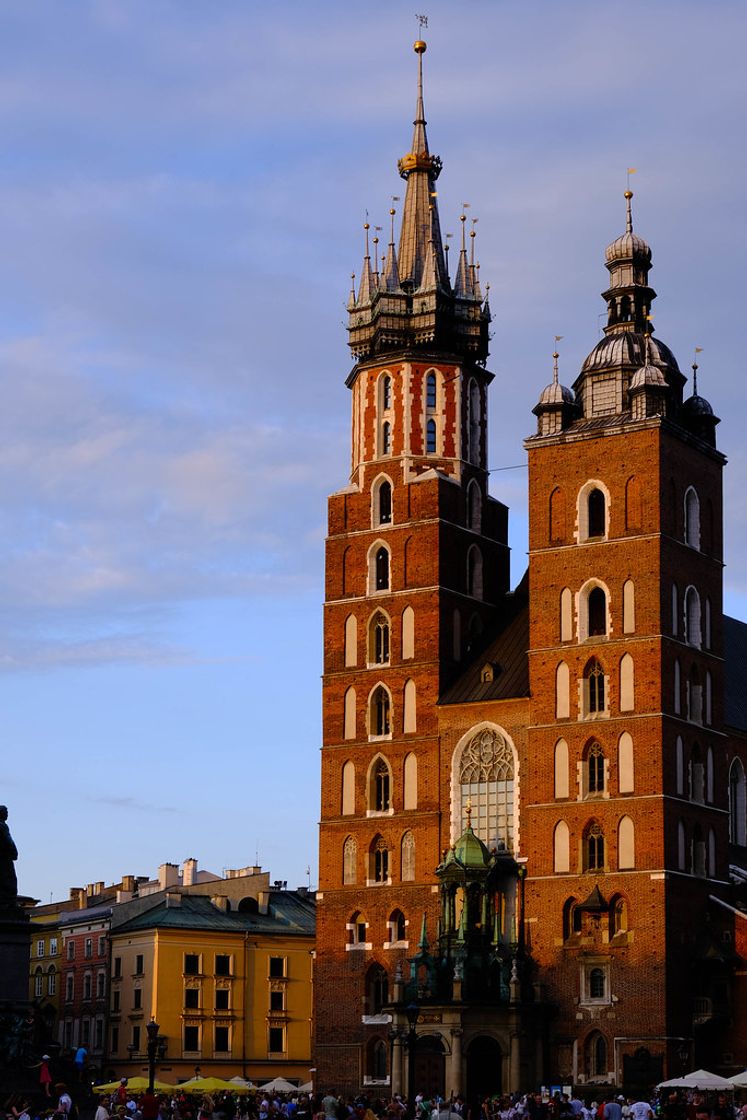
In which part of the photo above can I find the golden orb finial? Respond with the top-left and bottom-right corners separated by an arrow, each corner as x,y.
414,39 -> 427,54
624,189 -> 634,200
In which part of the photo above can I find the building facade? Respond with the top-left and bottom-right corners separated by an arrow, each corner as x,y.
316,40 -> 747,1099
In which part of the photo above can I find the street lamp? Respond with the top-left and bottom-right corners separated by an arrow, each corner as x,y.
405,1001 -> 420,1115
677,1041 -> 690,1075
146,1016 -> 160,1093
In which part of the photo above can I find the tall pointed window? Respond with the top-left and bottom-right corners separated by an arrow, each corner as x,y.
370,756 -> 391,811
588,488 -> 606,538
684,486 -> 700,549
376,480 -> 392,525
381,421 -> 392,456
587,587 -> 607,637
426,372 -> 437,409
426,417 -> 437,454
370,688 -> 391,740
369,612 -> 390,665
584,820 -> 605,871
382,375 -> 392,411
343,837 -> 357,885
401,831 -> 416,881
374,547 -> 390,591
456,727 -> 515,851
584,659 -> 606,715
585,742 -> 605,795
370,835 -> 390,883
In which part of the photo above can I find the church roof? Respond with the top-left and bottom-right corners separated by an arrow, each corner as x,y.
724,615 -> 747,732
440,574 -> 529,705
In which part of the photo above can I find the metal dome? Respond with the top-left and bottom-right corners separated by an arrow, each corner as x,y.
682,393 -> 715,417
581,331 -> 681,378
536,380 -> 575,407
630,362 -> 667,391
605,229 -> 651,265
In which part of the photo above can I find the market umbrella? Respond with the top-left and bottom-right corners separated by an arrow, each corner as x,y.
230,1078 -> 255,1088
728,1071 -> 747,1088
658,1070 -> 734,1091
94,1078 -> 174,1094
180,1077 -> 252,1094
297,1082 -> 314,1093
258,1077 -> 299,1093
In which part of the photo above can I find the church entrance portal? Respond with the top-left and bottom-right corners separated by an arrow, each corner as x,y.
467,1035 -> 502,1101
413,1035 -> 445,1100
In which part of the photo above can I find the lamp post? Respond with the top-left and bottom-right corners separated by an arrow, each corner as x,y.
146,1016 -> 160,1093
405,1001 -> 420,1116
677,1041 -> 690,1075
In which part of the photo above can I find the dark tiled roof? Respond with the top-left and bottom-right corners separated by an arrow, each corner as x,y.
440,575 -> 529,705
115,892 -> 315,936
724,615 -> 747,732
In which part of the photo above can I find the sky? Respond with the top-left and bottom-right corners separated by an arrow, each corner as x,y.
3,0 -> 747,903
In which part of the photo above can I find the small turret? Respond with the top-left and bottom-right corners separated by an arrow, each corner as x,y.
681,359 -> 719,447
533,348 -> 577,435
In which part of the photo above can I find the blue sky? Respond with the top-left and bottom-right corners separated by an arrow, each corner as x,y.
3,0 -> 747,901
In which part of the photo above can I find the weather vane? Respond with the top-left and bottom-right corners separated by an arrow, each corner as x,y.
416,14 -> 428,32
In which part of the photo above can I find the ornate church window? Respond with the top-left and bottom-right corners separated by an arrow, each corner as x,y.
584,820 -> 605,871
369,612 -> 390,665
374,547 -> 390,592
457,727 -> 515,851
588,488 -> 606,538
684,486 -> 700,549
401,831 -> 415,881
343,836 -> 357,884
584,659 -> 606,716
426,372 -> 437,409
370,836 -> 390,883
376,479 -> 392,525
426,417 -> 437,453
585,741 -> 605,795
370,756 -> 391,809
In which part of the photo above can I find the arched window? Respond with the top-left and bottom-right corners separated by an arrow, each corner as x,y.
47,966 -> 56,997
554,821 -> 570,873
370,835 -> 390,883
585,741 -> 605,796
369,755 -> 391,810
618,732 -> 634,793
376,479 -> 392,525
689,746 -> 705,804
349,911 -> 368,946
403,679 -> 417,733
687,665 -> 703,724
403,753 -> 418,810
684,586 -> 701,647
370,1038 -> 388,1079
618,815 -> 635,869
609,895 -> 628,937
588,587 -> 607,637
388,909 -> 407,943
457,726 -> 515,851
370,687 -> 391,739
554,738 -> 569,799
381,374 -> 392,411
685,486 -> 700,549
341,760 -> 355,815
401,606 -> 415,660
584,658 -> 606,716
556,661 -> 570,718
426,417 -> 437,454
729,759 -> 747,846
369,612 -> 390,665
560,587 -> 573,642
374,546 -> 390,592
620,653 -> 635,712
343,687 -> 356,740
367,964 -> 389,1014
34,967 -> 43,998
550,487 -> 566,543
381,420 -> 392,456
623,579 -> 635,633
675,736 -> 684,795
467,480 -> 482,531
426,372 -> 437,409
467,546 -> 483,598
586,1032 -> 607,1079
691,824 -> 706,877
401,830 -> 416,881
584,820 -> 605,871
343,836 -> 357,885
562,896 -> 581,939
588,488 -> 606,538
344,614 -> 358,667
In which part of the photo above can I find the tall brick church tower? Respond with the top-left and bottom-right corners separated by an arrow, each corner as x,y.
316,39 -> 747,1101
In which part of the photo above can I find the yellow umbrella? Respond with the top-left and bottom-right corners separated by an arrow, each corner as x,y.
179,1078 -> 250,1094
93,1078 -> 174,1094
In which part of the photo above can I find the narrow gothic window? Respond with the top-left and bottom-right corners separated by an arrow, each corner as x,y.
370,613 -> 390,665
372,756 -> 391,808
684,486 -> 700,548
589,967 -> 605,999
371,836 -> 390,883
585,821 -> 605,870
371,690 -> 391,739
587,742 -> 605,794
585,659 -> 606,714
401,830 -> 415,881
377,480 -> 392,525
371,1038 -> 388,1078
368,965 -> 389,1013
426,372 -> 437,409
389,908 -> 407,941
457,727 -> 515,851
586,1032 -> 607,1079
684,586 -> 701,647
588,488 -> 606,537
382,421 -> 392,456
382,375 -> 392,411
375,547 -> 390,591
468,481 -> 481,531
587,587 -> 607,636
426,417 -> 437,453
343,836 -> 357,885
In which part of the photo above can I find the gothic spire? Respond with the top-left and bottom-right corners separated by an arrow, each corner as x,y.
397,41 -> 446,291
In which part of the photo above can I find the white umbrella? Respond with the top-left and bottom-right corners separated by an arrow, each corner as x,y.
728,1071 -> 747,1089
230,1078 -> 254,1088
298,1082 -> 314,1093
258,1078 -> 299,1094
658,1069 -> 734,1091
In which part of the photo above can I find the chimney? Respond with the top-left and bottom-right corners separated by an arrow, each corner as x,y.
182,858 -> 198,887
94,881 -> 104,895
165,892 -> 182,909
121,875 -> 135,893
69,887 -> 86,908
258,891 -> 270,915
158,863 -> 179,890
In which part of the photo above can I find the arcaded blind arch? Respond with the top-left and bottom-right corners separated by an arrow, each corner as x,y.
560,588 -> 573,642
343,687 -> 356,740
729,759 -> 747,846
622,579 -> 635,633
674,660 -> 681,715
618,732 -> 634,793
550,487 -> 566,543
684,586 -> 702,647
625,475 -> 642,530
453,725 -> 516,852
402,606 -> 415,660
672,583 -> 679,636
554,739 -> 569,799
401,830 -> 416,881
341,760 -> 355,815
685,486 -> 700,548
343,836 -> 357,885
403,752 -> 418,810
619,653 -> 635,712
556,661 -> 570,718
618,815 -> 635,869
706,746 -> 714,802
676,736 -> 684,794
553,820 -> 570,873
467,480 -> 482,531
344,614 -> 358,667
403,679 -> 417,733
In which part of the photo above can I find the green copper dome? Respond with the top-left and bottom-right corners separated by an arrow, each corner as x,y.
454,824 -> 490,869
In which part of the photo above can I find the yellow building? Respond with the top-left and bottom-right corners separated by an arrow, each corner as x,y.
109,888 -> 314,1084
28,917 -> 62,1022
